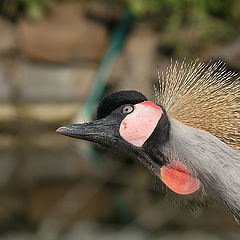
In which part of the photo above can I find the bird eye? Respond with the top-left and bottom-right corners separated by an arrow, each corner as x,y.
121,105 -> 134,114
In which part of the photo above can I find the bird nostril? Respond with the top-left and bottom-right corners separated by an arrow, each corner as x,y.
56,126 -> 67,134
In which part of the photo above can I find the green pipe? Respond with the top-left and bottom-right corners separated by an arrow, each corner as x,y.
78,11 -> 133,122
74,11 -> 133,170
76,11 -> 134,219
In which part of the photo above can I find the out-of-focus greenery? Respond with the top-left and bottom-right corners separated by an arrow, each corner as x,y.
124,0 -> 240,56
1,0 -> 240,56
0,0 -> 54,21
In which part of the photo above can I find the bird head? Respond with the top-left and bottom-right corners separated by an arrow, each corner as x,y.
56,59 -> 240,223
57,90 -> 200,196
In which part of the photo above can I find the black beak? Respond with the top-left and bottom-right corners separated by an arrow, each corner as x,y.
56,117 -> 162,178
56,118 -> 120,146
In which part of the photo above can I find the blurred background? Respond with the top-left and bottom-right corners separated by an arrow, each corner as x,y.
0,0 -> 240,239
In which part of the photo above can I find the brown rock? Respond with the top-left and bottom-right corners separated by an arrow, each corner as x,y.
27,183 -> 114,224
0,63 -> 12,101
21,103 -> 81,123
0,18 -> 16,53
108,26 -> 160,98
27,184 -> 73,223
0,192 -> 22,223
19,147 -> 87,184
0,103 -> 16,121
18,62 -> 95,102
83,0 -> 123,22
17,2 -> 108,62
0,150 -> 16,188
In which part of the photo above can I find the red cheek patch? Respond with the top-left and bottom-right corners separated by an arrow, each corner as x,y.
119,101 -> 163,147
160,161 -> 200,195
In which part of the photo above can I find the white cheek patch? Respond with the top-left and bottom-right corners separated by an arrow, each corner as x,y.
119,101 -> 163,147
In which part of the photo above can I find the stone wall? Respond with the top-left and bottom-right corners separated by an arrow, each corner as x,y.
0,1 -> 239,239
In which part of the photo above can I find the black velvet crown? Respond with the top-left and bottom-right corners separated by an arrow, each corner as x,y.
97,90 -> 148,119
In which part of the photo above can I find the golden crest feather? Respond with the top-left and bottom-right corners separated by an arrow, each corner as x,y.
154,60 -> 240,151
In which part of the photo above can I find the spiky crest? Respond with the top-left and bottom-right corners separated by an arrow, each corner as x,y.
154,59 -> 240,151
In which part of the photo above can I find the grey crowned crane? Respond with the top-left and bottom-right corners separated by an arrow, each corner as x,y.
57,60 -> 240,222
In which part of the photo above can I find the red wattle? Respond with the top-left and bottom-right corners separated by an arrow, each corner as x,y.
160,161 -> 200,195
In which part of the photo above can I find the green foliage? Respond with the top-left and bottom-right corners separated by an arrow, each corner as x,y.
124,0 -> 240,57
1,0 -> 54,21
1,0 -> 240,56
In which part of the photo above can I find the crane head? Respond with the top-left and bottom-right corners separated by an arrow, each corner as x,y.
56,59 -> 240,223
57,90 -> 200,196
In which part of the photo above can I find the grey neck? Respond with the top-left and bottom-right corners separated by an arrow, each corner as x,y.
164,118 -> 240,220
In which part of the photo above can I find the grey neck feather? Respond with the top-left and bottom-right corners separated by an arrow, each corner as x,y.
163,118 -> 240,220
